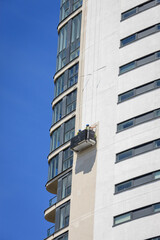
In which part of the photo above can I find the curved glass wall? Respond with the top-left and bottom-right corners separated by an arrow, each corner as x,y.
52,101 -> 63,125
56,14 -> 82,71
54,63 -> 78,99
60,0 -> 82,22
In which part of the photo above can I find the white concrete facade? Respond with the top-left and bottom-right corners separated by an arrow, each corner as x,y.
45,0 -> 160,239
70,0 -> 160,239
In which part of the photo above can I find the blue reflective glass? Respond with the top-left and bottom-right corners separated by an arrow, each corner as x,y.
117,149 -> 133,161
120,61 -> 136,74
155,139 -> 160,147
156,79 -> 160,87
121,34 -> 136,46
122,8 -> 136,20
117,181 -> 132,192
122,120 -> 134,130
157,51 -> 160,58
154,203 -> 160,212
119,90 -> 135,102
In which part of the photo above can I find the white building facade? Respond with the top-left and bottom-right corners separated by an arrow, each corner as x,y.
44,1 -> 160,240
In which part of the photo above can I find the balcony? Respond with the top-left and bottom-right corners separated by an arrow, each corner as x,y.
70,128 -> 96,152
45,196 -> 57,223
47,225 -> 55,238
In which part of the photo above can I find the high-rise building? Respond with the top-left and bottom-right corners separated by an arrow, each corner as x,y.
44,1 -> 160,240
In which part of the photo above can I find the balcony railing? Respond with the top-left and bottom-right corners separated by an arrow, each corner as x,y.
70,128 -> 96,152
47,225 -> 55,237
49,196 -> 57,207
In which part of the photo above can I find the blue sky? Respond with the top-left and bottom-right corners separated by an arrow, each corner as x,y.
0,0 -> 59,239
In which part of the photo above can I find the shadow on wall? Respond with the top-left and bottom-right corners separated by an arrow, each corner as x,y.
75,146 -> 97,174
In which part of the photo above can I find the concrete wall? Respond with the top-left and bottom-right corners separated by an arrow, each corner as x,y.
69,0 -> 160,239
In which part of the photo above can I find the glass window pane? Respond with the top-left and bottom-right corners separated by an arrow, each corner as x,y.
156,79 -> 160,87
154,171 -> 160,179
122,8 -> 136,20
114,213 -> 131,225
60,207 -> 65,228
62,177 -> 67,198
120,61 -> 136,74
116,181 -> 132,192
155,109 -> 160,117
155,139 -> 160,147
117,149 -> 133,162
157,51 -> 160,58
118,119 -> 134,131
121,34 -> 136,46
154,203 -> 160,212
119,90 -> 135,102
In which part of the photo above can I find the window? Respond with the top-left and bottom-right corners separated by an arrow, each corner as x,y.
60,0 -> 70,22
121,34 -> 136,47
117,108 -> 160,132
116,139 -> 160,162
121,23 -> 160,47
114,202 -> 160,226
62,173 -> 72,199
68,63 -> 79,87
57,24 -> 68,71
116,180 -> 132,193
52,101 -> 62,125
73,0 -> 83,11
66,90 -> 77,114
56,15 -> 82,72
118,79 -> 160,103
64,117 -> 75,142
50,127 -> 61,152
59,0 -> 82,22
59,202 -> 70,229
121,8 -> 137,20
121,0 -> 160,21
70,13 -> 82,61
114,213 -> 131,225
154,171 -> 160,179
54,74 -> 65,98
119,51 -> 160,74
53,63 -> 78,100
117,119 -> 134,132
115,170 -> 160,193
119,61 -> 136,74
63,147 -> 73,171
55,232 -> 68,240
116,149 -> 133,162
154,203 -> 160,212
48,155 -> 59,180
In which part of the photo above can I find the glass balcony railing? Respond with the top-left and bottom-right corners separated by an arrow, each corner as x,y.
47,225 -> 55,237
49,196 -> 57,207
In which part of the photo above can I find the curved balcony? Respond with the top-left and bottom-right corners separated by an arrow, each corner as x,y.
46,166 -> 72,194
44,196 -> 57,223
44,225 -> 55,240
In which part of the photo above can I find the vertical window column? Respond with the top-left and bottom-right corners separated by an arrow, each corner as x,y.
70,13 -> 81,61
57,24 -> 68,71
64,117 -> 75,142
